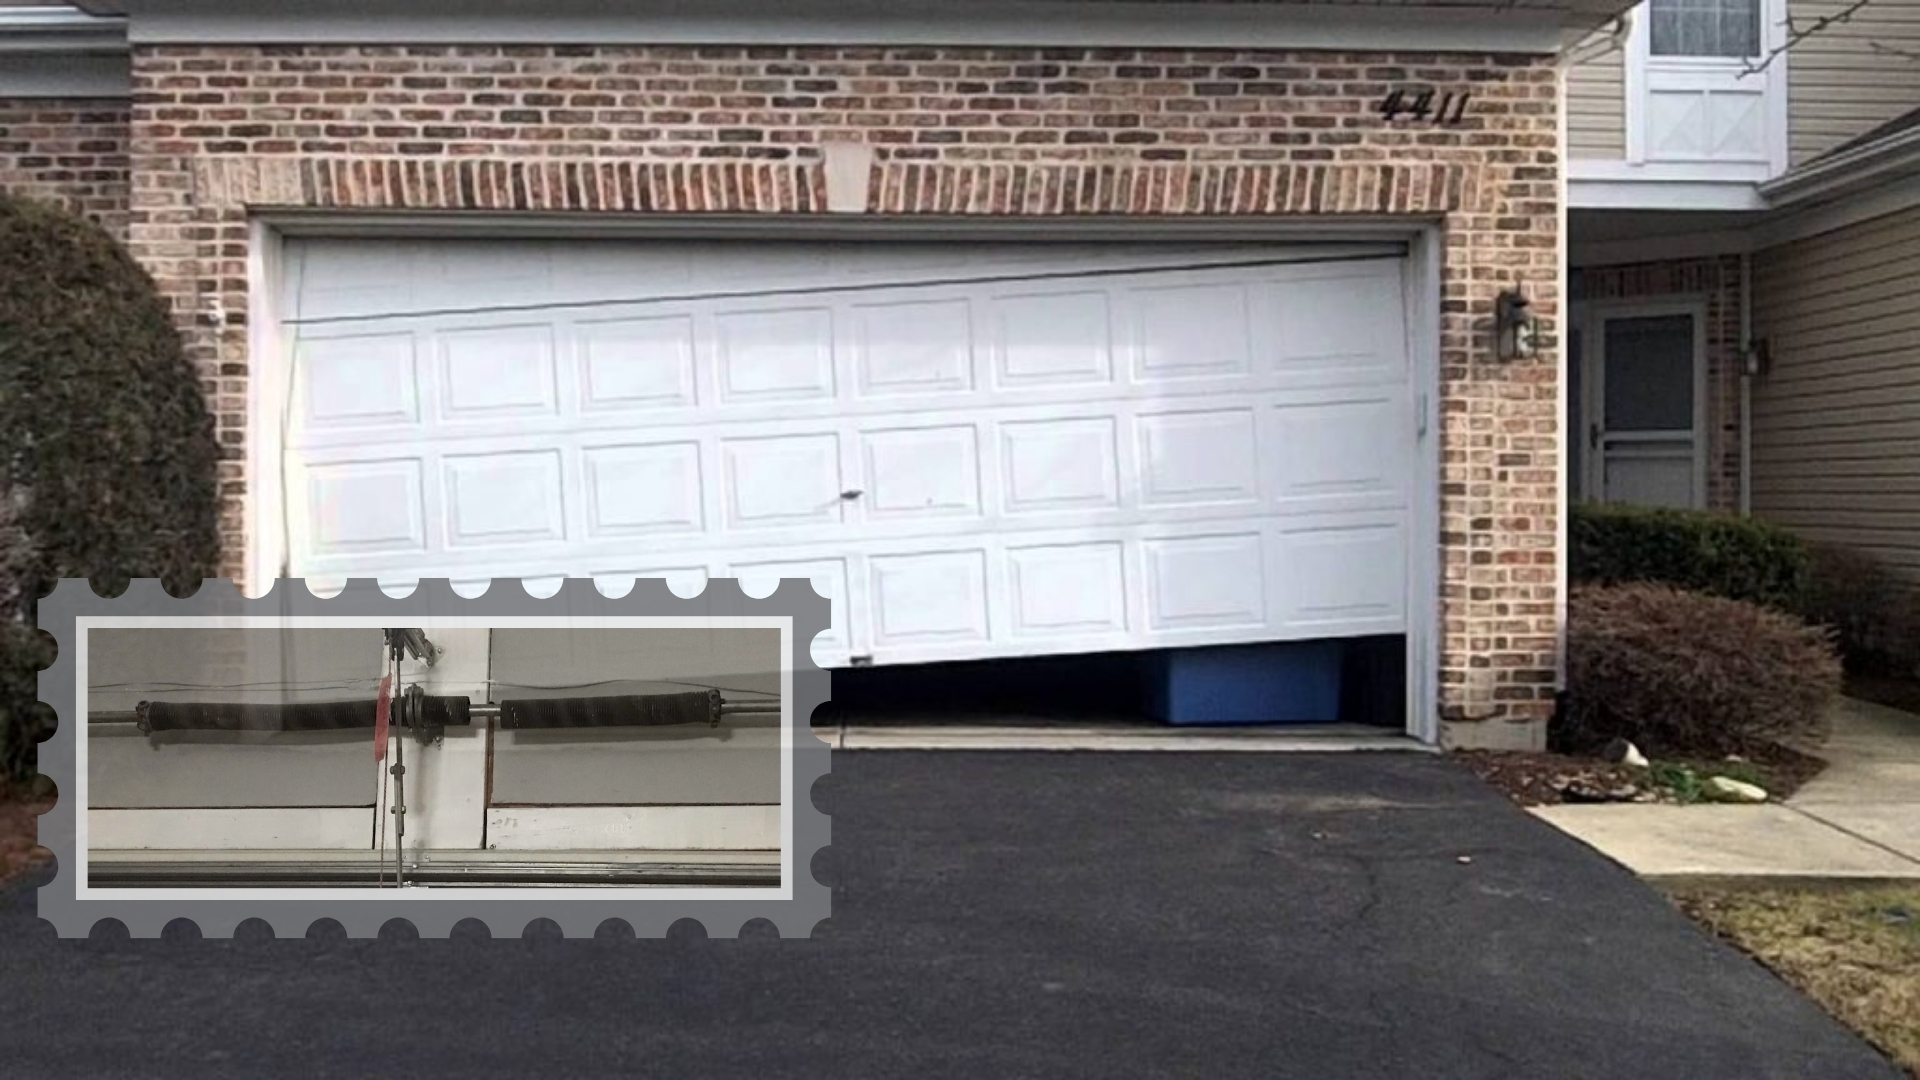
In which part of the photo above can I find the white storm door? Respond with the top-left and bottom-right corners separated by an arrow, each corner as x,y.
1585,305 -> 1707,510
1628,0 -> 1788,177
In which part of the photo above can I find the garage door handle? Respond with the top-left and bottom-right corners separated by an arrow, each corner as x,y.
840,489 -> 864,501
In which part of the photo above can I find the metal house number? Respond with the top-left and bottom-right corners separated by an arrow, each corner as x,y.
1377,88 -> 1472,126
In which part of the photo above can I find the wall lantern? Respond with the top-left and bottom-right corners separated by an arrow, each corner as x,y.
1494,288 -> 1541,362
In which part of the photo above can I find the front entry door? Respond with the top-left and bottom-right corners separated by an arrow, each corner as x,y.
1580,305 -> 1706,510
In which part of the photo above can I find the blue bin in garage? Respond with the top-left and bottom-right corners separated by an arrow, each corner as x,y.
1145,641 -> 1345,726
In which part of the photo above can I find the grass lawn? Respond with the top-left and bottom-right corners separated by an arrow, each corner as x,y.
1667,882 -> 1920,1079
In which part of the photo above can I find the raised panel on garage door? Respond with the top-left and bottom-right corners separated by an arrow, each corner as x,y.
280,240 -> 1416,667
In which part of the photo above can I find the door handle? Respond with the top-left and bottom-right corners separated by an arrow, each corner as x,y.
839,489 -> 864,502
1589,423 -> 1602,451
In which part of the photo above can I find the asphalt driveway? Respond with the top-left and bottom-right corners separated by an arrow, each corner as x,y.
0,751 -> 1903,1079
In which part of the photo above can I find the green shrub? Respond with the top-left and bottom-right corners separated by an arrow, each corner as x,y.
1560,583 -> 1842,757
0,194 -> 221,785
1796,542 -> 1920,676
1569,502 -> 1811,611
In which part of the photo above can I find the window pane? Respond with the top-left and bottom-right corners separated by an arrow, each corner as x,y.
1649,0 -> 1760,57
1604,314 -> 1694,432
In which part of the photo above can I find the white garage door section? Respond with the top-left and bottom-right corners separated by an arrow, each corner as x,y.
279,239 -> 1417,667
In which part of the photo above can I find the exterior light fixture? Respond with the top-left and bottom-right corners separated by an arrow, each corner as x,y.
1494,288 -> 1541,362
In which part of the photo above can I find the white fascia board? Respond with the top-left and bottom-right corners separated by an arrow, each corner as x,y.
1754,174 -> 1920,249
1761,128 -> 1920,209
0,3 -> 130,93
1569,177 -> 1768,212
0,4 -> 125,46
114,0 -> 1571,53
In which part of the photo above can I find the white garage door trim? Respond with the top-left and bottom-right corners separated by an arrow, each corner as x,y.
246,224 -> 1444,742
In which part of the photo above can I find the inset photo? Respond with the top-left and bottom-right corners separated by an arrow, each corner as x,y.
34,577 -> 832,938
82,623 -> 786,891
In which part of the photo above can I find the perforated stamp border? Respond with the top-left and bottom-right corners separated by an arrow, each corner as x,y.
34,577 -> 832,939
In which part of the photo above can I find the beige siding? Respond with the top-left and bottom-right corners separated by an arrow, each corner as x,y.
1567,34 -> 1627,159
1787,0 -> 1920,165
1751,204 -> 1920,583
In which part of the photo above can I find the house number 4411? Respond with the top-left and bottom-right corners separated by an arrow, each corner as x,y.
1377,89 -> 1472,126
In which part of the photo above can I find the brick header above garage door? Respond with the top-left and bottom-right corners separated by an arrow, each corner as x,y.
124,44 -> 1561,741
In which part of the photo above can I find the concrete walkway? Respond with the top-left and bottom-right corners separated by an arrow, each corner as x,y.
1534,697 -> 1920,879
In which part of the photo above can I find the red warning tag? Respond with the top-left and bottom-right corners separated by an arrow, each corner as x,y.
374,673 -> 392,762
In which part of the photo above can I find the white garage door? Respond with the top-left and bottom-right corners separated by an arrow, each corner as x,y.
278,238 -> 1418,667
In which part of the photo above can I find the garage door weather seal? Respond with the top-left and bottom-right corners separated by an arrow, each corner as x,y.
33,576 -> 833,940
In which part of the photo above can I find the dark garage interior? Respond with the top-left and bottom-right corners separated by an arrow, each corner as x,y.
820,635 -> 1408,731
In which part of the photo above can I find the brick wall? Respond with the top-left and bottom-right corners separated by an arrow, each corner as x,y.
1572,256 -> 1744,513
0,98 -> 131,235
123,44 -> 1562,738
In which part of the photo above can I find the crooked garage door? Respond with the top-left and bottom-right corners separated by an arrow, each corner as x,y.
277,238 -> 1418,667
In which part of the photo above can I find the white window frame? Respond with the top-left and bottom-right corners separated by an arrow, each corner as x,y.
1574,297 -> 1711,511
1624,0 -> 1790,180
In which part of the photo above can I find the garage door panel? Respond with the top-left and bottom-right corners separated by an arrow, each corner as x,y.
715,306 -> 838,404
581,440 -> 706,538
301,458 -> 429,558
290,404 -> 1411,579
284,241 -> 1415,666
442,449 -> 567,550
1143,533 -> 1268,632
1006,541 -> 1130,639
999,416 -> 1122,515
1265,393 -> 1413,513
860,424 -> 983,520
721,432 -> 848,530
577,314 -> 700,412
1274,522 -> 1408,632
288,239 -> 1405,322
1128,279 -> 1256,380
991,288 -> 1117,388
1136,408 -> 1262,508
852,296 -> 975,395
295,331 -> 421,429
869,550 -> 993,648
1266,266 -> 1409,385
288,299 -> 1410,455
437,323 -> 560,420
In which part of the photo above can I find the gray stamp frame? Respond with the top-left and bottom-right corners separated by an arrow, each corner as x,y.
34,576 -> 832,939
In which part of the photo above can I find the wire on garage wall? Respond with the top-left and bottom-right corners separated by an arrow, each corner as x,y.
283,252 -> 1403,328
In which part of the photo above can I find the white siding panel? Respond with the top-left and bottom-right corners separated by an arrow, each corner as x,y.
1752,204 -> 1920,581
1786,0 -> 1920,165
1568,36 -> 1627,159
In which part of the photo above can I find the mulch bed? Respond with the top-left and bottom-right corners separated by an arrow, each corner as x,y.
1459,740 -> 1827,808
1458,751 -> 1649,808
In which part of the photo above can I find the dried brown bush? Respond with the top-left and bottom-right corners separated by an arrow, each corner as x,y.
1562,583 -> 1843,757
